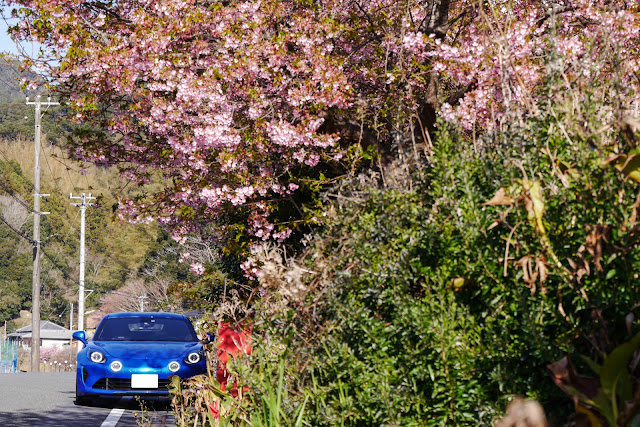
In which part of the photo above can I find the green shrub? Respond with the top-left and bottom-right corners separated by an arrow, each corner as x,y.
239,69 -> 640,424
174,20 -> 640,426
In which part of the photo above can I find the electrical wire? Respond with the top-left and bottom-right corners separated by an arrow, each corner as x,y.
40,140 -> 65,196
44,147 -> 89,191
40,207 -> 81,289
85,234 -> 138,273
0,201 -> 79,289
0,178 -> 30,211
0,54 -> 156,307
0,212 -> 32,244
0,143 -> 35,191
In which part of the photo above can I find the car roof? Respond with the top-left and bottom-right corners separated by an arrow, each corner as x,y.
102,312 -> 189,320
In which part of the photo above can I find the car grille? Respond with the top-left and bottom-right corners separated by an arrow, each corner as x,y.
92,378 -> 171,391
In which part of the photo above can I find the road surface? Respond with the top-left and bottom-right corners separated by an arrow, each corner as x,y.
0,372 -> 175,426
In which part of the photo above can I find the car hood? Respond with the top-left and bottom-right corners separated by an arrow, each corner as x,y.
91,341 -> 200,359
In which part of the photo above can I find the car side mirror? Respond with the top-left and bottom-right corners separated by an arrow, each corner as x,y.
72,330 -> 88,346
203,332 -> 215,344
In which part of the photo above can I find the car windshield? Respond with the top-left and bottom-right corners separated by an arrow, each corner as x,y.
93,317 -> 199,342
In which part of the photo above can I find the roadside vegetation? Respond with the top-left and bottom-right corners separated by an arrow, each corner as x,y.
177,58 -> 640,425
170,3 -> 640,425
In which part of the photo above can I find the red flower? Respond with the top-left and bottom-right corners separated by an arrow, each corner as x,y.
208,402 -> 220,419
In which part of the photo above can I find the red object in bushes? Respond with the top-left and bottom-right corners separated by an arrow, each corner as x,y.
208,402 -> 219,419
216,322 -> 251,396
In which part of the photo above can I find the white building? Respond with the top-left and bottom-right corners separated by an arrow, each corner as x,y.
8,320 -> 73,350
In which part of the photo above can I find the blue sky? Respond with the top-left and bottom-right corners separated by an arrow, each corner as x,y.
0,6 -> 40,57
0,10 -> 19,56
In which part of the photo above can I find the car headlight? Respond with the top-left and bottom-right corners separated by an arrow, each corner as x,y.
89,351 -> 105,363
185,352 -> 201,364
110,361 -> 122,372
168,361 -> 180,372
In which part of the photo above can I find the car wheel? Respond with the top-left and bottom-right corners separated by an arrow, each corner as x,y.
75,381 -> 92,406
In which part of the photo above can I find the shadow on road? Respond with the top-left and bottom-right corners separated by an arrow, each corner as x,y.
0,396 -> 174,427
0,408 -> 108,427
80,395 -> 173,411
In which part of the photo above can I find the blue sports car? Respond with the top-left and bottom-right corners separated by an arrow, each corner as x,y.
73,312 -> 207,405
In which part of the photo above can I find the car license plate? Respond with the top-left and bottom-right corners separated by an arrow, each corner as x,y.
131,374 -> 158,389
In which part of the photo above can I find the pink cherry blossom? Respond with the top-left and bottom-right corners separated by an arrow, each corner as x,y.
6,0 -> 639,270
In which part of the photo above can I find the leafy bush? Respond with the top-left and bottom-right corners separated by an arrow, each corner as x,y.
230,58 -> 640,425
169,5 -> 640,425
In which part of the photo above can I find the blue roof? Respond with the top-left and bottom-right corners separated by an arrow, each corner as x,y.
104,312 -> 188,319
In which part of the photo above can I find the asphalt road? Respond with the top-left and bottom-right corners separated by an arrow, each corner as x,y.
0,372 -> 175,426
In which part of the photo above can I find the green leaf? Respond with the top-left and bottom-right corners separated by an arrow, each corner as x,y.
579,355 -> 601,376
293,394 -> 309,427
590,389 -> 616,427
600,332 -> 640,416
427,365 -> 435,382
576,402 -> 605,427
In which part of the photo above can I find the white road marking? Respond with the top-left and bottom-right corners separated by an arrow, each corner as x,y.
100,408 -> 125,427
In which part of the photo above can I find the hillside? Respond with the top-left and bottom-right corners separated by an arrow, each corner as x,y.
0,56 -> 69,143
0,56 -> 29,102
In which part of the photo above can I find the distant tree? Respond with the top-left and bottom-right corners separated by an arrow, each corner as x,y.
96,275 -> 180,315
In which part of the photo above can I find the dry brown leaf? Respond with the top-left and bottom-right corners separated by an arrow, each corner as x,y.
495,397 -> 548,427
516,255 -> 538,294
482,187 -> 515,206
536,254 -> 549,294
585,225 -> 609,272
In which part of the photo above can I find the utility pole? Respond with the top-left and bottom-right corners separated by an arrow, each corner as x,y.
138,295 -> 148,312
70,193 -> 95,333
27,95 -> 58,372
69,303 -> 74,350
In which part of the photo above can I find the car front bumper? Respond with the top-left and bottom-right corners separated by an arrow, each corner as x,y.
76,359 -> 207,397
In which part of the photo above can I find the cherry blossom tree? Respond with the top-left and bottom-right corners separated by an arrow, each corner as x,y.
4,0 -> 450,263
5,0 -> 638,272
96,276 -> 176,314
435,0 -> 640,130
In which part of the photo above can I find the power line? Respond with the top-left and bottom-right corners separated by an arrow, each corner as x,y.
0,144 -> 35,191
41,139 -> 65,196
0,206 -> 80,286
0,177 -> 30,211
44,148 -> 90,191
40,245 -> 79,286
0,140 -> 102,289
0,211 -> 33,244
0,120 -> 96,241
40,207 -> 81,290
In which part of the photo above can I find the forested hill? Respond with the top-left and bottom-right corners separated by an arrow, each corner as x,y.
0,56 -> 68,142
0,56 -> 28,102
